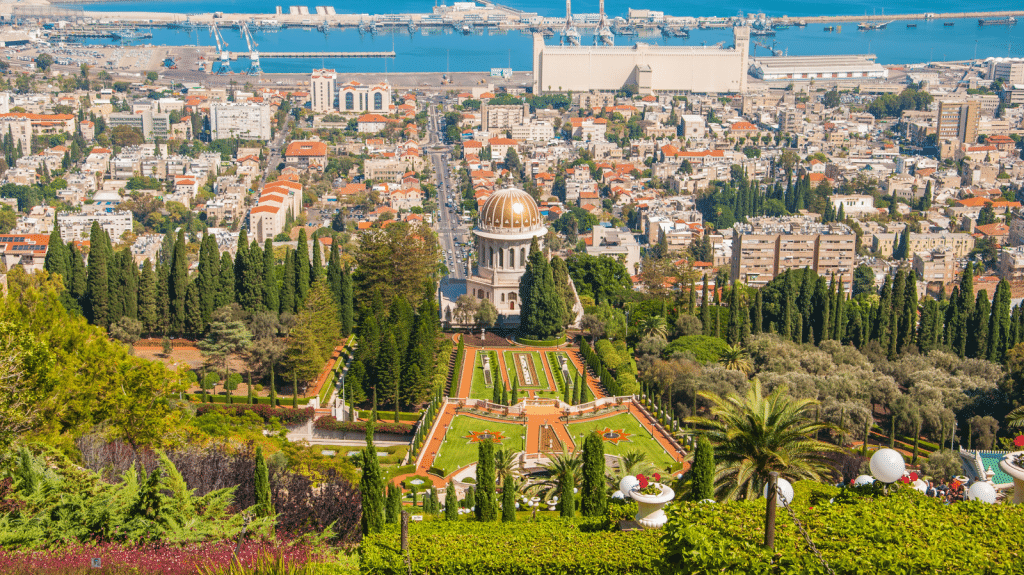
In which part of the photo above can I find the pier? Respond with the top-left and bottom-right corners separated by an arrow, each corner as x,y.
257,51 -> 395,59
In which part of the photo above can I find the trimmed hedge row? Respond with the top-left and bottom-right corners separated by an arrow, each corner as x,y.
194,403 -> 314,425
359,519 -> 663,574
314,417 -> 415,435
516,335 -> 566,347
192,393 -> 311,407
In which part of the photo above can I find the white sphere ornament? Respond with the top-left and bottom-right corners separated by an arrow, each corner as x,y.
854,474 -> 875,486
611,490 -> 624,500
967,482 -> 997,504
870,448 -> 907,483
619,475 -> 639,496
761,477 -> 794,507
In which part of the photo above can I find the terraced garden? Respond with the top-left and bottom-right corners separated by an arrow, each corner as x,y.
430,414 -> 526,476
567,412 -> 676,469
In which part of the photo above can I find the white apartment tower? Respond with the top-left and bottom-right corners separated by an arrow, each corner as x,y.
310,68 -> 337,113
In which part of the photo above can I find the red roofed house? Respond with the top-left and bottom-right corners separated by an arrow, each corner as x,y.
250,180 -> 304,243
487,138 -> 520,163
729,121 -> 758,136
284,140 -> 328,172
975,223 -> 1009,243
357,114 -> 388,134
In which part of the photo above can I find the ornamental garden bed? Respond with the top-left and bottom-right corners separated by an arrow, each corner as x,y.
567,412 -> 676,469
431,415 -> 526,475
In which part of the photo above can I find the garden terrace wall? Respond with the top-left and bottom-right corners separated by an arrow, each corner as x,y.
313,417 -> 414,442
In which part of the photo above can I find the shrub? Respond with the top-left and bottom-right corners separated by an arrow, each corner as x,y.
516,335 -> 566,346
201,371 -> 220,390
615,372 -> 639,395
360,519 -> 663,574
662,335 -> 730,363
314,417 -> 414,435
225,373 -> 243,391
603,499 -> 638,528
194,404 -> 313,425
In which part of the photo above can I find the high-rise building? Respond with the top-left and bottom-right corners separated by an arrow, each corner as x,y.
310,68 -> 337,113
936,100 -> 979,149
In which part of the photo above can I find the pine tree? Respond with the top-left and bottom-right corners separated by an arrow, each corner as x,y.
445,481 -> 459,520
361,403 -> 386,535
295,228 -> 311,309
560,466 -> 575,518
475,439 -> 497,522
279,249 -> 296,314
263,239 -> 279,312
86,222 -> 111,327
378,331 -> 402,415
254,446 -> 275,518
501,480 -> 516,522
691,434 -> 715,501
580,432 -> 607,517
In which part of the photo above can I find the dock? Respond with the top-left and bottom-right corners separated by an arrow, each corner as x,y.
257,51 -> 396,59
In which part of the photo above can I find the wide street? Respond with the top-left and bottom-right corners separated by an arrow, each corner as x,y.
427,102 -> 469,281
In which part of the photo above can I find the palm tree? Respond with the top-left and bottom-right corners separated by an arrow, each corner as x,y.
686,379 -> 842,501
527,450 -> 581,501
1007,405 -> 1024,429
718,345 -> 753,376
605,449 -> 657,488
494,447 -> 518,487
640,315 -> 668,340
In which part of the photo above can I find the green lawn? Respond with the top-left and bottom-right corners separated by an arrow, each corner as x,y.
567,412 -> 676,469
503,350 -> 551,389
469,351 -> 500,400
431,415 -> 526,476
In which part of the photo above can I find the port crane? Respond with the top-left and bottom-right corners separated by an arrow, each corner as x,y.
240,21 -> 262,76
561,0 -> 580,46
596,0 -> 613,45
210,23 -> 231,75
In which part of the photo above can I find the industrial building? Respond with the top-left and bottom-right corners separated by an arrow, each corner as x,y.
749,55 -> 888,82
532,27 -> 749,95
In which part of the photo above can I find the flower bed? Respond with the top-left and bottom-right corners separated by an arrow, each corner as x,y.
314,417 -> 415,435
194,403 -> 314,425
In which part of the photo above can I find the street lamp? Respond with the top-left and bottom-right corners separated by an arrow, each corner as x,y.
869,448 -> 906,484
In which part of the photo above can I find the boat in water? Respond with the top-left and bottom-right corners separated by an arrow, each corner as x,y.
978,17 -> 1016,26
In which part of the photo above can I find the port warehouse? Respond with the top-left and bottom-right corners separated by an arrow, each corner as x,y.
749,55 -> 889,82
532,27 -> 749,95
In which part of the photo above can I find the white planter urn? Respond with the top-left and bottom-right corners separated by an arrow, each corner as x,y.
998,451 -> 1024,504
631,483 -> 675,529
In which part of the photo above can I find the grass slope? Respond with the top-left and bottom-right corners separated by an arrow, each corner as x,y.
567,412 -> 675,469
432,414 -> 526,474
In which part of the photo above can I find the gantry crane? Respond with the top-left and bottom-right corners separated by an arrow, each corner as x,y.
596,0 -> 613,45
561,0 -> 580,46
210,23 -> 231,75
240,21 -> 261,76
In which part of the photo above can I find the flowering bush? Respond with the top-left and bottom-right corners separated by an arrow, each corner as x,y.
0,541 -> 319,575
313,417 -> 414,435
195,404 -> 314,425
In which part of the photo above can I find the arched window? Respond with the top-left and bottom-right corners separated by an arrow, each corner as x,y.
345,92 -> 354,110
501,293 -> 505,302
508,292 -> 517,301
509,248 -> 514,268
499,249 -> 504,268
489,247 -> 494,267
374,92 -> 383,110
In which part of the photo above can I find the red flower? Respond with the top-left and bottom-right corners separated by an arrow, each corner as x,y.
653,473 -> 661,482
909,472 -> 918,482
638,475 -> 649,489
1015,435 -> 1024,448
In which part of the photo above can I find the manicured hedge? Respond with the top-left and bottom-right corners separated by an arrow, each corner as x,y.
195,403 -> 314,425
661,334 -> 730,363
516,335 -> 566,347
314,417 -> 415,435
662,487 -> 1024,574
359,519 -> 663,574
193,393 -> 311,407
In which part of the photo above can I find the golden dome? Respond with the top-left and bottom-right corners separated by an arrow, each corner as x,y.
477,188 -> 543,233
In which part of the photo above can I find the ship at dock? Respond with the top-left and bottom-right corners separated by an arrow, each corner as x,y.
978,17 -> 1016,26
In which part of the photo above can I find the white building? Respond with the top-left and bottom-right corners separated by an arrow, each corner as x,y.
56,210 -> 133,243
679,114 -> 706,140
339,81 -> 392,114
511,121 -> 555,143
749,55 -> 888,82
311,68 -> 337,113
829,194 -> 876,218
210,102 -> 272,141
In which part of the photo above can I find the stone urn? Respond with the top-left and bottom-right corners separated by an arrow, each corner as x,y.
631,483 -> 675,529
998,451 -> 1024,504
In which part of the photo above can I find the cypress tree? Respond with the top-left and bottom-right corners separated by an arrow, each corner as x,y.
295,229 -> 311,309
573,376 -> 581,404
519,236 -> 566,339
279,249 -> 296,314
726,283 -> 741,345
184,280 -> 204,336
68,242 -> 88,307
691,434 -> 715,501
492,374 -> 502,404
580,432 -> 607,517
118,249 -> 138,321
43,228 -> 70,281
811,276 -> 829,345
361,402 -> 386,535
560,467 -> 575,518
700,275 -> 711,336
501,386 -> 508,406
169,229 -> 188,333
263,239 -> 279,312
445,481 -> 459,520
378,331 -> 402,414
216,251 -> 235,309
138,259 -> 157,334
386,483 -> 401,524
269,362 -> 277,406
254,446 -> 275,518
197,233 -> 219,324
833,276 -> 845,342
563,374 -> 572,404
475,439 -> 497,521
970,291 -> 990,359
511,377 -> 519,405
241,240 -> 265,313
86,222 -> 110,327
953,264 -> 975,357
874,276 -> 893,347
989,279 -> 1012,362
752,289 -> 763,334
465,486 -> 476,510
340,268 -> 355,336
326,241 -> 342,312
501,480 -> 516,522
798,268 -> 815,343
310,233 -> 322,282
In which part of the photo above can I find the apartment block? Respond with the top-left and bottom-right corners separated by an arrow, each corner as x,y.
210,102 -> 272,141
310,68 -> 337,113
913,248 -> 956,286
936,100 -> 979,151
248,180 -> 303,244
56,210 -> 133,243
481,102 -> 531,132
108,110 -> 170,141
730,217 -> 856,290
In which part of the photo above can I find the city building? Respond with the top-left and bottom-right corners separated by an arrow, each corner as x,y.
249,180 -> 303,244
586,225 -> 641,273
0,233 -> 50,273
998,246 -> 1024,282
730,217 -> 856,289
914,248 -> 956,286
829,194 -> 876,217
210,102 -> 272,141
936,100 -> 980,150
56,210 -> 133,243
108,110 -> 170,141
481,102 -> 531,132
339,81 -> 392,114
310,68 -> 337,113
679,114 -> 706,140
532,28 -> 749,95
986,57 -> 1024,85
466,187 -> 547,319
749,55 -> 888,81
284,140 -> 328,172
